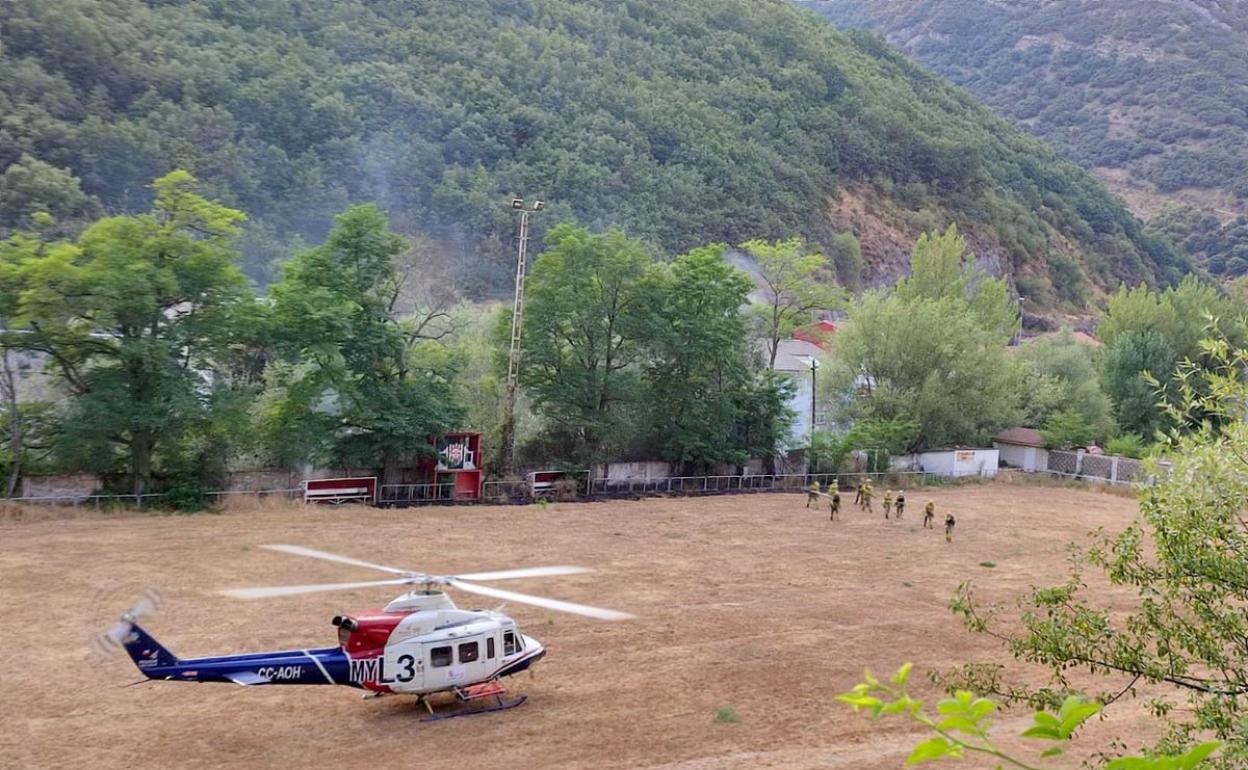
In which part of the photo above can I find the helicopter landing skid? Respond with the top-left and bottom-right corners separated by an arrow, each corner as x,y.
418,681 -> 528,721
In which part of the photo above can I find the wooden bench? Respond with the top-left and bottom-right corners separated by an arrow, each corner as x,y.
303,486 -> 372,505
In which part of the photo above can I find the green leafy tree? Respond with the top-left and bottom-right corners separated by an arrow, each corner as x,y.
518,224 -> 651,464
0,155 -> 100,235
946,339 -> 1248,767
1101,329 -> 1177,438
264,204 -> 462,481
1017,331 -> 1114,442
837,291 -> 1022,450
895,224 -> 1019,344
1039,408 -> 1097,450
639,244 -> 757,472
742,237 -> 842,369
0,171 -> 253,494
838,664 -> 1219,769
845,416 -> 919,472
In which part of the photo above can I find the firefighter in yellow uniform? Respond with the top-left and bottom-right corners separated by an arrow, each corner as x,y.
806,481 -> 822,508
829,489 -> 840,521
860,482 -> 874,514
945,513 -> 957,542
882,490 -> 894,519
923,500 -> 935,529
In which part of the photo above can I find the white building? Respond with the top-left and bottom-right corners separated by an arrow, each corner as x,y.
992,427 -> 1048,472
771,338 -> 825,447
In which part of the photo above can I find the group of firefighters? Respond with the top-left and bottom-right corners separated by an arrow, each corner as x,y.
805,477 -> 957,541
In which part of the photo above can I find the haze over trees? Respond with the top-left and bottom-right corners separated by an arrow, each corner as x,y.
0,0 -> 1187,304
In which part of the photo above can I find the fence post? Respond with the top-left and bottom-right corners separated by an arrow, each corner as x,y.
1110,456 -> 1120,485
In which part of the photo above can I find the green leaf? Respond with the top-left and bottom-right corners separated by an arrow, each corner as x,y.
1175,741 -> 1221,769
892,662 -> 914,686
1040,746 -> 1065,758
906,737 -> 958,765
1020,725 -> 1063,741
935,715 -> 981,735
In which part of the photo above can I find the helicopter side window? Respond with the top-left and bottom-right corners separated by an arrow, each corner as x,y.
430,646 -> 452,668
487,637 -> 495,659
503,631 -> 521,656
458,642 -> 479,663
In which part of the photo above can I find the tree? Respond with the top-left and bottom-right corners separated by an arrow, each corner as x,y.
518,224 -> 651,463
0,171 -> 253,494
0,155 -> 100,235
837,291 -> 1022,450
1039,408 -> 1097,450
1101,329 -> 1177,438
638,244 -> 773,472
946,339 -> 1248,768
1017,331 -> 1114,442
264,205 -> 462,482
838,664 -> 1220,769
895,223 -> 1019,345
742,237 -> 842,369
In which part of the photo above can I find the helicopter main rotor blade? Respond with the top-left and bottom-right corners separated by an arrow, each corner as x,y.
221,578 -> 413,600
447,578 -> 633,621
261,544 -> 413,576
452,566 -> 592,582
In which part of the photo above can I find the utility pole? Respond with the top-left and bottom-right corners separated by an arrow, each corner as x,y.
809,356 -> 819,441
500,197 -> 544,473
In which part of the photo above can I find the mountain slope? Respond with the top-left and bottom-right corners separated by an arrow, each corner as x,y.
802,0 -> 1248,275
0,0 -> 1187,300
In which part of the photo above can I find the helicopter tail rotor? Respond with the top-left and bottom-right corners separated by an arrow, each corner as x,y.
94,589 -> 181,674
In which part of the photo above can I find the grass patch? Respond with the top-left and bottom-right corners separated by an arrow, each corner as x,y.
979,561 -> 997,568
714,706 -> 740,724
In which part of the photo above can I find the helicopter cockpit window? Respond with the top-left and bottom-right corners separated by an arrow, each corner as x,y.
430,646 -> 452,668
503,631 -> 521,656
458,642 -> 479,663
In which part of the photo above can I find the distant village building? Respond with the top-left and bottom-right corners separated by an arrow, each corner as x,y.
771,337 -> 827,447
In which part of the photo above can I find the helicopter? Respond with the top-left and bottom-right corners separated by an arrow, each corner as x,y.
104,544 -> 632,718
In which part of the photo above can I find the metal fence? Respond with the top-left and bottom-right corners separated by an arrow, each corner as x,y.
377,482 -> 455,506
2,464 -> 1145,510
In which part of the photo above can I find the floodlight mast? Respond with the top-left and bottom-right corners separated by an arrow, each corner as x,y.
501,197 -> 544,472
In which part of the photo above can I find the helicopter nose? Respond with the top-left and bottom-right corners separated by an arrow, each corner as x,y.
522,634 -> 545,659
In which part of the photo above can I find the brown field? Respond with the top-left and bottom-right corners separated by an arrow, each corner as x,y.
0,482 -> 1155,770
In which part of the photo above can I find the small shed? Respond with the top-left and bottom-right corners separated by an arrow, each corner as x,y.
993,427 -> 1048,472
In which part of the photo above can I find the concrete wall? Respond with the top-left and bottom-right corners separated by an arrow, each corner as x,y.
593,461 -> 675,480
19,473 -> 100,499
894,449 -> 999,478
994,443 -> 1048,472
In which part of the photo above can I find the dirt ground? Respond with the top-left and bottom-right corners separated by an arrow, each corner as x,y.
0,481 -> 1156,770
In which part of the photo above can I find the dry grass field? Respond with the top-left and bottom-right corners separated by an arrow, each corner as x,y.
0,482 -> 1155,769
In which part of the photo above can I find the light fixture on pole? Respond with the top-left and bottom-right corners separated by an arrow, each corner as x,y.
500,197 -> 545,472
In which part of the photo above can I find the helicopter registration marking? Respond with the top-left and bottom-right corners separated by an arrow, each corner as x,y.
349,654 -> 421,684
256,665 -> 303,680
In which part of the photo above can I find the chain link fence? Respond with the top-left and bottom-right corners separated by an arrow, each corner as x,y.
1046,450 -> 1154,487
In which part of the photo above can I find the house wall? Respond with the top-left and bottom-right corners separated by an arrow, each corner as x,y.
893,449 -> 999,478
783,369 -> 816,447
994,443 -> 1048,472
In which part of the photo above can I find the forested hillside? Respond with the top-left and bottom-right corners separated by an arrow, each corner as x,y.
802,0 -> 1248,276
0,0 -> 1187,301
